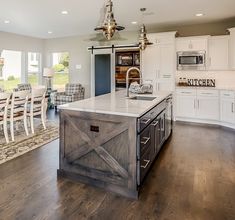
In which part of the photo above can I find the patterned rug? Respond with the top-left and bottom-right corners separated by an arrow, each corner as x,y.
0,120 -> 59,165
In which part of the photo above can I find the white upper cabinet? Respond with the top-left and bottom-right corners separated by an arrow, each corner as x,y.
148,33 -> 176,45
141,45 -> 159,80
142,32 -> 176,92
176,36 -> 208,52
228,28 -> 235,70
158,44 -> 175,79
208,36 -> 229,70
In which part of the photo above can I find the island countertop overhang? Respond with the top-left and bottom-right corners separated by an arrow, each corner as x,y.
58,90 -> 172,117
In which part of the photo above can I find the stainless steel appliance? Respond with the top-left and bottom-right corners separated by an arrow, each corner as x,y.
177,51 -> 206,70
165,95 -> 173,139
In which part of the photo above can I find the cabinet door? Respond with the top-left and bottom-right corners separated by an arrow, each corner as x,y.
150,119 -> 161,158
208,36 -> 229,70
156,80 -> 174,92
159,44 -> 175,79
142,45 -> 160,80
176,95 -> 197,118
176,38 -> 207,51
197,97 -> 219,120
229,28 -> 235,69
147,33 -> 176,45
176,39 -> 190,51
190,39 -> 207,51
220,98 -> 235,124
159,112 -> 166,148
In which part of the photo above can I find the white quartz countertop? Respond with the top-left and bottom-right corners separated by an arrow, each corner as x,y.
59,90 -> 171,117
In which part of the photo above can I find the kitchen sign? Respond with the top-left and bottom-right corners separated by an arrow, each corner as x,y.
187,79 -> 216,87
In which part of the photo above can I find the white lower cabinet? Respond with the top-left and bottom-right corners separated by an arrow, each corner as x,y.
177,95 -> 196,118
176,89 -> 196,118
176,88 -> 220,121
176,88 -> 235,128
197,96 -> 219,120
220,91 -> 235,124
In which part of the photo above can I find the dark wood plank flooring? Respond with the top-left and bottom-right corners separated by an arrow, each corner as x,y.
0,118 -> 235,220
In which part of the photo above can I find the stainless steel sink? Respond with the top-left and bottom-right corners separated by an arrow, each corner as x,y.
129,96 -> 157,101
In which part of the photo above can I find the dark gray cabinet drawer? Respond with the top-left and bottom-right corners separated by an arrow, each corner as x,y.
139,147 -> 152,184
138,100 -> 166,133
140,125 -> 152,155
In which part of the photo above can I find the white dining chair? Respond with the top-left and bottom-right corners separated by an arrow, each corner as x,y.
8,90 -> 29,142
0,92 -> 11,143
27,88 -> 47,134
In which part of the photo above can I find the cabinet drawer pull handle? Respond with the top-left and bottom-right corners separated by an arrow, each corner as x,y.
151,121 -> 159,126
232,103 -> 234,113
162,119 -> 165,130
163,75 -> 171,78
141,137 -> 150,145
201,92 -> 213,95
141,118 -> 151,124
141,159 -> 150,169
181,92 -> 192,94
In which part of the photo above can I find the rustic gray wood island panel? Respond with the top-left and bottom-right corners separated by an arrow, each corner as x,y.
58,90 -> 172,199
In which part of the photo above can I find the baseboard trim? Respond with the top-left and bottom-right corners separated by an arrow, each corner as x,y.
175,117 -> 235,130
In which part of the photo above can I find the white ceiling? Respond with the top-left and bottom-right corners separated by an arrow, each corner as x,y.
0,0 -> 235,39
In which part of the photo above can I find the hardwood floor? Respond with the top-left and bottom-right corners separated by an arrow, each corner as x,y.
0,118 -> 235,220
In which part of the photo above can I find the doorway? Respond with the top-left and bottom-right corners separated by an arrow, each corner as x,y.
95,54 -> 111,96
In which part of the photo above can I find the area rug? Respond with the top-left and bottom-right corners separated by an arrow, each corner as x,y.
0,120 -> 59,165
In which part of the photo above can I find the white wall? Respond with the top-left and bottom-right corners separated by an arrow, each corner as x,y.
44,31 -> 138,98
0,30 -> 138,95
0,31 -> 44,52
0,31 -> 44,84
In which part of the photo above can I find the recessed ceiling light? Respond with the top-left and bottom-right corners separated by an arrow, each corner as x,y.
131,21 -> 138,25
4,20 -> 10,24
196,13 -> 204,17
48,31 -> 53,34
61,10 -> 68,15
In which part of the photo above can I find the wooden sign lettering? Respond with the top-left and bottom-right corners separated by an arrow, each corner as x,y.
187,79 -> 215,87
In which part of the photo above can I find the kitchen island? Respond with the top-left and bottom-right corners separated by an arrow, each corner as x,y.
57,90 -> 172,199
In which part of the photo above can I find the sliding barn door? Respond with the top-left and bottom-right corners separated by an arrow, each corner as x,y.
90,49 -> 115,97
95,54 -> 111,96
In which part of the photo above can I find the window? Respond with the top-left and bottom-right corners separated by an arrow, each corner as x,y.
28,52 -> 41,86
0,50 -> 22,91
52,52 -> 69,90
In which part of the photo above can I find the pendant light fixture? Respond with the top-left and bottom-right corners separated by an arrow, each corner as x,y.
138,8 -> 153,50
94,0 -> 125,40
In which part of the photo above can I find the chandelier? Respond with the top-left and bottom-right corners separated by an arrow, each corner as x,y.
138,8 -> 153,50
94,0 -> 125,40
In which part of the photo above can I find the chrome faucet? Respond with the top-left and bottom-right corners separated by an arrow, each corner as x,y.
126,67 -> 141,97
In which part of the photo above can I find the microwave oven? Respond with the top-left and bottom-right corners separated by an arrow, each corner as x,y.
177,51 -> 206,70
